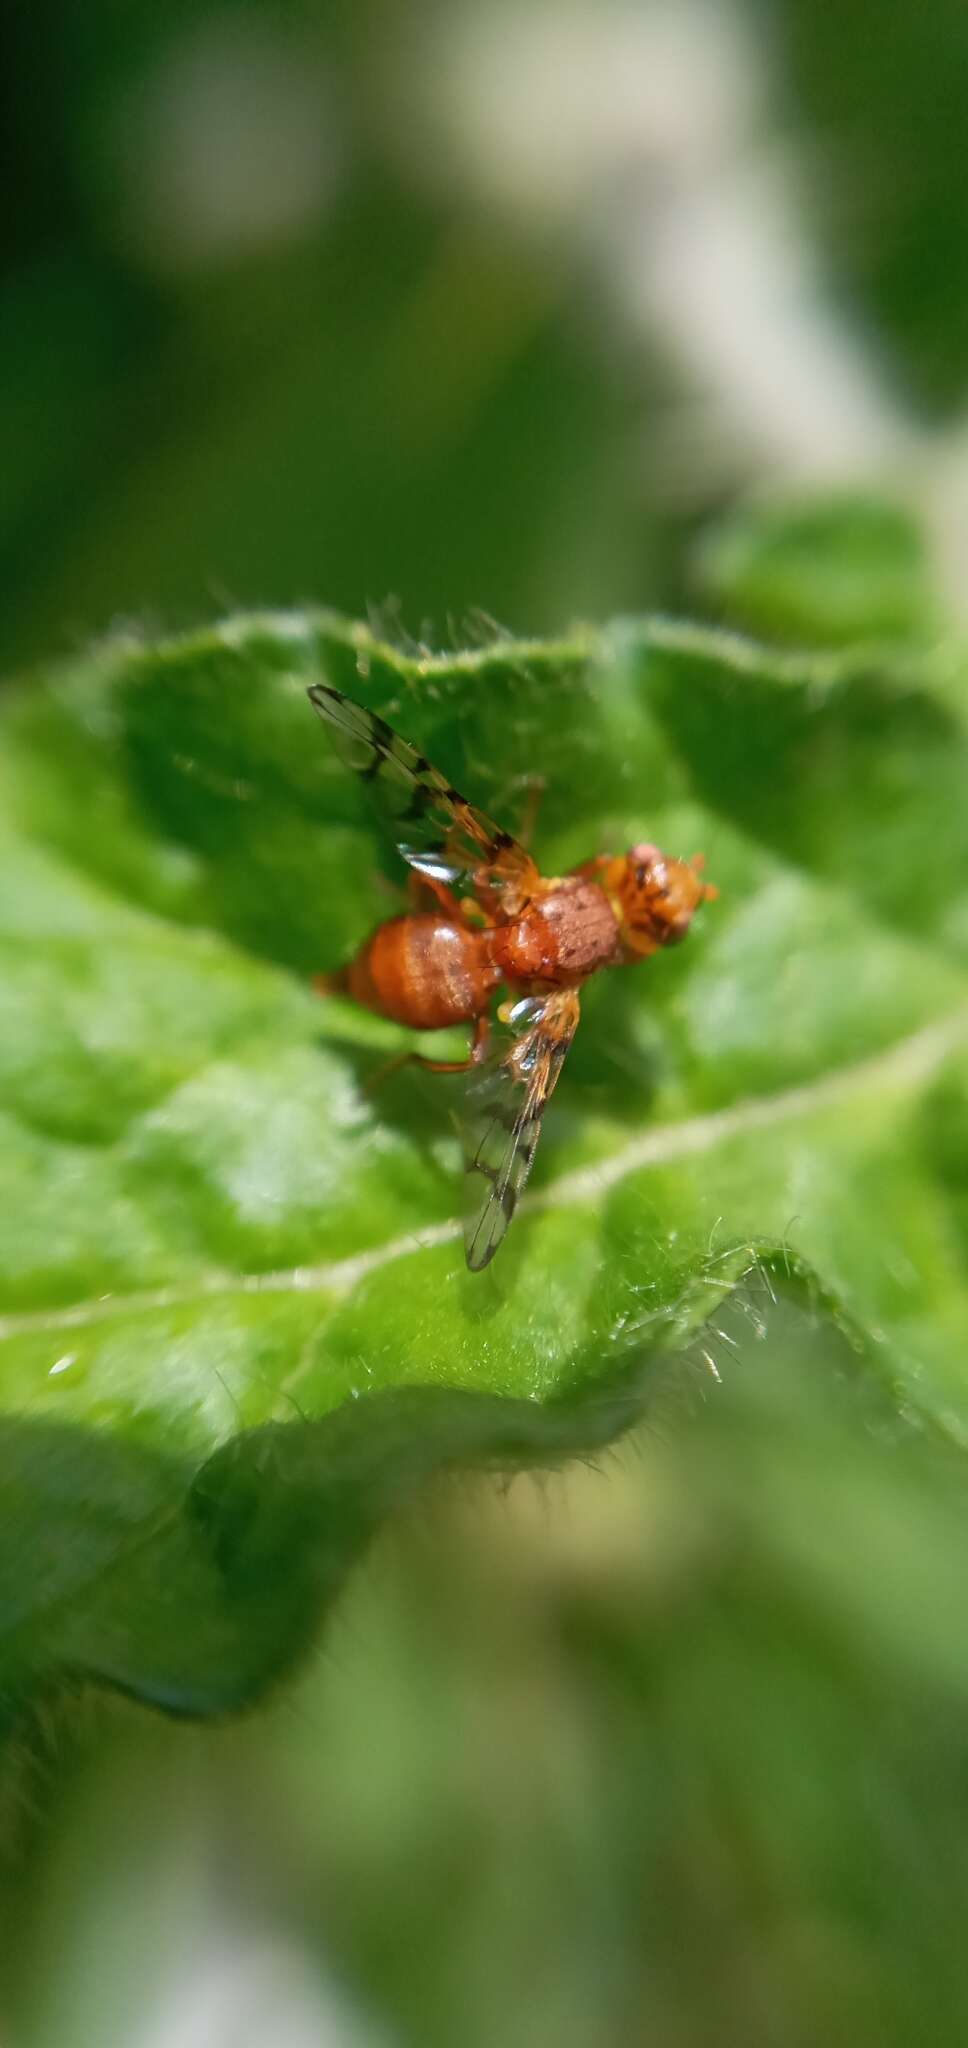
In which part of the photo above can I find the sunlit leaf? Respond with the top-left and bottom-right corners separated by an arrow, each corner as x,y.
2,606 -> 968,1709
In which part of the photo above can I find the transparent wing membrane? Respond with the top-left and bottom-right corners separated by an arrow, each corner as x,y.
308,683 -> 537,916
461,988 -> 581,1270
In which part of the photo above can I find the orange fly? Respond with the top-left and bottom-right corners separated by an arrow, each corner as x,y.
308,683 -> 716,1270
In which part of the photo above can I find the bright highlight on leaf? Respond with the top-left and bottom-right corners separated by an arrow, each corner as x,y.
1,606 -> 968,1710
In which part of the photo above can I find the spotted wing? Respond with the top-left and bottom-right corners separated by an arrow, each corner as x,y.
462,988 -> 581,1271
307,682 -> 537,916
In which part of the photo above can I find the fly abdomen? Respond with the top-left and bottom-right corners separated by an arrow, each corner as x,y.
347,914 -> 496,1029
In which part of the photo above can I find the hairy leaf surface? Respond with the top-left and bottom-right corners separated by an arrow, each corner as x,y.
2,610 -> 968,1708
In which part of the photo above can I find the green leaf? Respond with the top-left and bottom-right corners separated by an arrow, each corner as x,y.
2,607 -> 968,1712
692,493 -> 936,647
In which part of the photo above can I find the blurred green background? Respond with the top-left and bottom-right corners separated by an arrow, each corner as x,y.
8,0 -> 968,678
6,0 -> 968,2042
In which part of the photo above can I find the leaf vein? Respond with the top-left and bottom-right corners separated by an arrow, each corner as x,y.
1,1005 -> 965,1346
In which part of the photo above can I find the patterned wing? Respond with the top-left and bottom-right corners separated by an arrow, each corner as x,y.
308,682 -> 537,915
462,987 -> 581,1271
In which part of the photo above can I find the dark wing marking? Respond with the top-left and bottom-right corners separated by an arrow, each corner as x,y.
462,987 -> 581,1271
307,682 -> 537,916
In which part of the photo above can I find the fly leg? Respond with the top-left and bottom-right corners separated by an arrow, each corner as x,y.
406,871 -> 465,917
366,1013 -> 491,1090
416,1013 -> 491,1073
407,869 -> 491,931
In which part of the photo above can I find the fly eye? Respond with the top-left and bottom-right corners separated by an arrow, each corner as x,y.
635,865 -> 647,888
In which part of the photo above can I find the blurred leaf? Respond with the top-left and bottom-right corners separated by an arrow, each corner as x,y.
0,197 -> 651,673
776,0 -> 968,409
692,493 -> 936,646
8,1286 -> 968,2048
2,604 -> 968,1711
